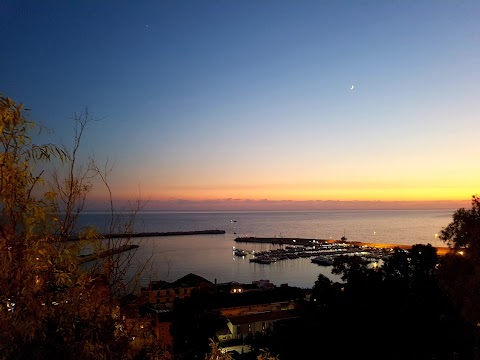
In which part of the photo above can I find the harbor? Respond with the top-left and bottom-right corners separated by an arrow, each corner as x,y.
72,209 -> 454,289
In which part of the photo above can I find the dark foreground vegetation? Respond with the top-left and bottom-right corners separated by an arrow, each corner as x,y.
162,237 -> 479,360
2,95 -> 480,359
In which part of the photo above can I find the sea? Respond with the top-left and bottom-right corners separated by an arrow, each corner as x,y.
76,209 -> 456,290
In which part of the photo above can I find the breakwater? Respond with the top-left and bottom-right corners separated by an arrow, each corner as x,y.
235,236 -> 335,246
78,244 -> 140,263
102,229 -> 226,238
70,229 -> 226,241
77,230 -> 226,263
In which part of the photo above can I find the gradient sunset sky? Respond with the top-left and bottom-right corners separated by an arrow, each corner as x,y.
2,1 -> 479,210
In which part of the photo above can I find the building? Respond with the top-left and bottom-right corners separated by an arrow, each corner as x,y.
153,311 -> 174,349
222,309 -> 301,340
227,309 -> 301,339
141,273 -> 214,309
219,299 -> 299,317
216,279 -> 275,295
216,298 -> 303,342
118,295 -> 174,351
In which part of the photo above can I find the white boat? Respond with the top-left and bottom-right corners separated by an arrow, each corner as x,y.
233,249 -> 249,256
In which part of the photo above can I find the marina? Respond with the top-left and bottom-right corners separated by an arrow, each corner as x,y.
233,240 -> 389,266
233,236 -> 450,266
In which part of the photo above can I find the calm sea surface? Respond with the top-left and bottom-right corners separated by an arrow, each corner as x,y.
77,209 -> 455,289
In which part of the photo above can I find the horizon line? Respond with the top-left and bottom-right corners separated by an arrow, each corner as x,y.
83,198 -> 471,212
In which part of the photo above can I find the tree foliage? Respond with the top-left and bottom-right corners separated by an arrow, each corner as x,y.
299,244 -> 474,360
0,96 -> 134,359
438,195 -> 480,328
439,195 -> 480,256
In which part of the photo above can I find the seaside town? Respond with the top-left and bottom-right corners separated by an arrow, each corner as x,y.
133,273 -> 305,358
73,232 -> 458,359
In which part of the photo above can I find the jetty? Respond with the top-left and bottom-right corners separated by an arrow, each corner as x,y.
70,229 -> 226,241
235,236 -> 323,246
102,229 -> 226,238
78,244 -> 140,263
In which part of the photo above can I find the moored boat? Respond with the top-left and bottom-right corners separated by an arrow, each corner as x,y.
233,249 -> 249,256
311,255 -> 334,266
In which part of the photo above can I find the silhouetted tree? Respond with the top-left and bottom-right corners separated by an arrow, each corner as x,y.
0,96 -> 164,359
0,96 -> 133,358
437,196 -> 480,355
440,195 -> 480,256
302,245 -> 474,359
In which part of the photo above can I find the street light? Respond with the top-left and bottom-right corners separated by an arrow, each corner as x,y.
373,231 -> 376,248
434,233 -> 438,247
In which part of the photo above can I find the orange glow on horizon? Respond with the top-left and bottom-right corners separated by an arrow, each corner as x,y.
89,189 -> 473,204
88,175 -> 477,208
121,185 -> 475,203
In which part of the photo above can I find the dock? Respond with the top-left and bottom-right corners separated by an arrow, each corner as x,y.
235,236 -> 325,246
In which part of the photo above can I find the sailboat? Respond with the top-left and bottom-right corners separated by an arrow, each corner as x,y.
341,228 -> 348,242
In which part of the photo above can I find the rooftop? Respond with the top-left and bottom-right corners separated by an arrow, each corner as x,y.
228,309 -> 301,325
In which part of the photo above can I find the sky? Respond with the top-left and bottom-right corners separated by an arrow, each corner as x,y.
1,1 -> 479,210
